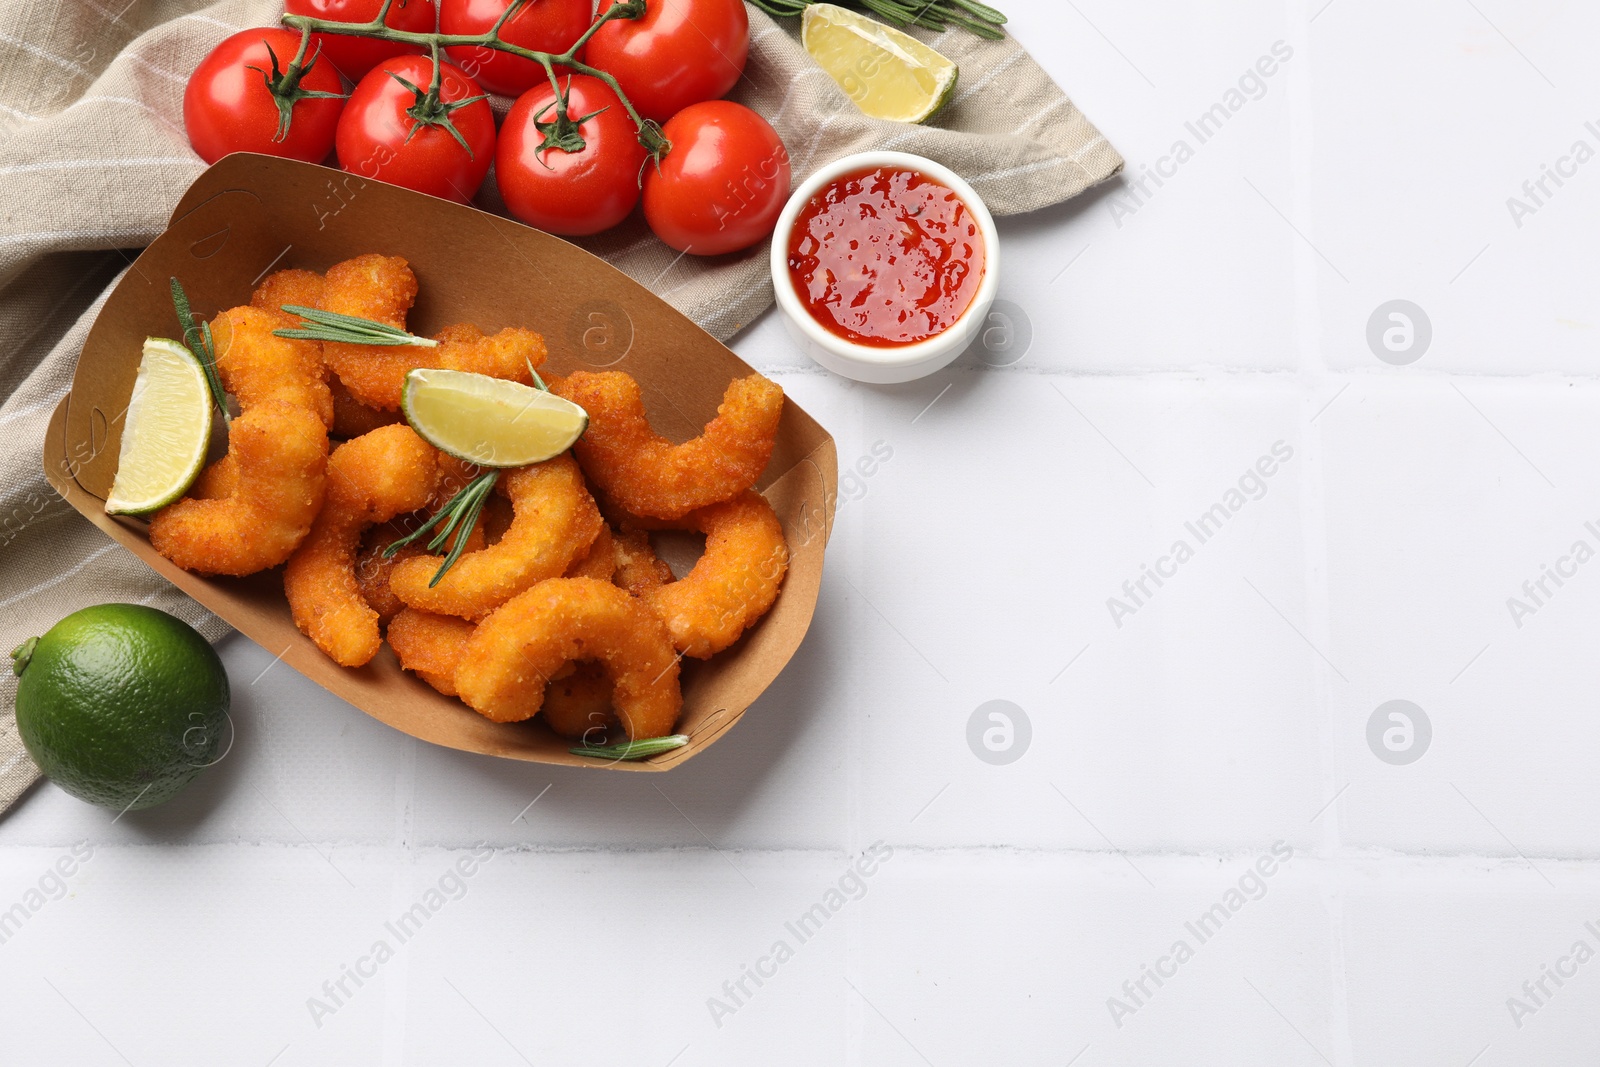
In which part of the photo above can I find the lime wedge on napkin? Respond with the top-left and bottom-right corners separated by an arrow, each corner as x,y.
802,3 -> 959,123
105,338 -> 213,516
402,368 -> 588,467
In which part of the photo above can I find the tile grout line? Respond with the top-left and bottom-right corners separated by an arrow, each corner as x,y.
1285,5 -> 1356,1064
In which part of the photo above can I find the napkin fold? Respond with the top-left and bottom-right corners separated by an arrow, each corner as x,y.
0,0 -> 1121,813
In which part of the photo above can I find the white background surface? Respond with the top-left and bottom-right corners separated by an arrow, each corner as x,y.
6,1 -> 1600,1064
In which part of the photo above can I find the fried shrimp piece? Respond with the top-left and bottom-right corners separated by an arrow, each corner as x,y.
355,517 -> 486,625
645,492 -> 789,659
356,460 -> 488,622
283,426 -> 442,667
389,455 -> 603,620
355,521 -> 420,625
211,305 -> 333,430
149,401 -> 328,575
550,370 -> 784,520
431,322 -> 545,388
188,454 -> 238,500
252,266 -> 398,437
317,254 -> 419,410
149,300 -> 334,575
565,523 -> 616,581
456,578 -> 682,738
387,608 -> 477,696
317,254 -> 545,409
251,268 -> 326,313
540,661 -> 618,740
611,528 -> 674,598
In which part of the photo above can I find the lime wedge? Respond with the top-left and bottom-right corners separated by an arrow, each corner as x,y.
401,368 -> 588,467
802,3 -> 959,123
105,337 -> 213,516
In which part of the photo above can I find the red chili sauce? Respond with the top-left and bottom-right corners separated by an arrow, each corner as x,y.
786,166 -> 986,347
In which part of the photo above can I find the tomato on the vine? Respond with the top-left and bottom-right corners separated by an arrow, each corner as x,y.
497,76 -> 648,236
184,29 -> 346,165
585,0 -> 748,123
642,101 -> 788,255
336,55 -> 496,203
441,0 -> 594,96
284,0 -> 438,81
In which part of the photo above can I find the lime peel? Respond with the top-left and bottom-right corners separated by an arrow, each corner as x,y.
104,337 -> 214,516
401,367 -> 589,468
802,4 -> 960,124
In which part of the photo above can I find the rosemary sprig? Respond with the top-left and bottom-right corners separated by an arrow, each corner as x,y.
570,735 -> 690,761
747,0 -> 1007,39
169,277 -> 230,423
273,305 -> 440,347
382,468 -> 499,586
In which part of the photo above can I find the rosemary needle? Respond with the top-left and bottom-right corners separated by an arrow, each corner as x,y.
569,735 -> 690,761
273,305 -> 440,347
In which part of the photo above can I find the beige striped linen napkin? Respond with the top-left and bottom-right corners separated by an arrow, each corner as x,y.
0,0 -> 1121,814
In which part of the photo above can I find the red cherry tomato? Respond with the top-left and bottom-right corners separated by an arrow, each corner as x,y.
496,76 -> 648,236
642,101 -> 788,255
585,0 -> 748,123
441,0 -> 594,96
336,55 -> 496,202
284,0 -> 439,81
183,29 -> 346,165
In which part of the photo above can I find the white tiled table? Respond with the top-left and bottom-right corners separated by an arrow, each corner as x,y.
6,1 -> 1600,1063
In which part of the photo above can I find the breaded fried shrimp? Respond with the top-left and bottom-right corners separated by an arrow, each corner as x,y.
356,516 -> 485,625
316,254 -> 419,410
646,492 -> 788,658
565,523 -> 616,581
316,254 -> 544,409
283,426 -> 442,667
149,401 -> 328,575
387,608 -> 476,696
389,455 -> 602,620
551,370 -> 783,520
251,268 -> 326,313
455,577 -> 682,738
431,322 -> 545,389
149,298 -> 333,575
540,661 -> 618,740
211,305 -> 333,429
611,528 -> 674,598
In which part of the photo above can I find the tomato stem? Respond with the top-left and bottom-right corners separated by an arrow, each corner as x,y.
532,75 -> 607,160
389,40 -> 491,158
280,0 -> 668,157
246,26 -> 348,143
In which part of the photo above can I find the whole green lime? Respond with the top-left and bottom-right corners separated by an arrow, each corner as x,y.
11,604 -> 229,811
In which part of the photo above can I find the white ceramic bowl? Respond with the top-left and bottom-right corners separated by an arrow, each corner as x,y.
769,150 -> 1000,384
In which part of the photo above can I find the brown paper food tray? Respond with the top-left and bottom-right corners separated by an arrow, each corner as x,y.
42,153 -> 836,772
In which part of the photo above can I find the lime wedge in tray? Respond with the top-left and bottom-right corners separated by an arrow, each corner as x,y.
802,3 -> 959,124
402,367 -> 588,467
104,337 -> 213,516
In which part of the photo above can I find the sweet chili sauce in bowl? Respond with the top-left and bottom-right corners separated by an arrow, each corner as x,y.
770,151 -> 999,384
787,167 -> 986,347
